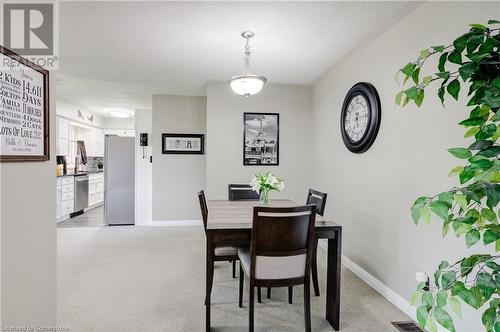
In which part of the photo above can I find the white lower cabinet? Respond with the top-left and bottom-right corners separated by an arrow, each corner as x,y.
88,173 -> 104,207
57,177 -> 75,222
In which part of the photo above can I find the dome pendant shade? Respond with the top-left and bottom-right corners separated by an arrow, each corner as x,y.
229,31 -> 267,97
230,74 -> 267,97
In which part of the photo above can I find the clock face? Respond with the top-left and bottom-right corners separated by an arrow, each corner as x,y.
340,82 -> 381,153
344,94 -> 369,143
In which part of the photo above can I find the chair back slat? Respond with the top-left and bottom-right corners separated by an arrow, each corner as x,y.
306,189 -> 327,216
250,205 -> 316,280
197,190 -> 208,231
228,184 -> 260,201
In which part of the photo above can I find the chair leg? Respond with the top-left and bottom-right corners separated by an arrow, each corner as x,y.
204,258 -> 214,306
249,282 -> 255,332
288,286 -> 293,304
304,278 -> 311,332
311,238 -> 320,296
239,265 -> 244,308
257,287 -> 262,303
267,287 -> 271,299
233,260 -> 237,278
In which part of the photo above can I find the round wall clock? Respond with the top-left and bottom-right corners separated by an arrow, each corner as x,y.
340,82 -> 381,153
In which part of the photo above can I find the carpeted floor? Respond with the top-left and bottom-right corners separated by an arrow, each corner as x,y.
57,226 -> 410,332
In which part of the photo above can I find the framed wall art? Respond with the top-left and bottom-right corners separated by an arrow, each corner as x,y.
162,133 -> 204,155
0,46 -> 50,161
243,112 -> 279,166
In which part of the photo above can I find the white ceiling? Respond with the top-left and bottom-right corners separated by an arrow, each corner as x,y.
57,1 -> 421,117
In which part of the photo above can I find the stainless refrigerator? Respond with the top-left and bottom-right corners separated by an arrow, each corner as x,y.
104,135 -> 135,225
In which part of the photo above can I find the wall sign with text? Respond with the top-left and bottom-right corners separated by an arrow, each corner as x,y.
162,133 -> 204,155
0,46 -> 50,161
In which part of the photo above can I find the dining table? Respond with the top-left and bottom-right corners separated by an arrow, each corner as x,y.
205,199 -> 342,331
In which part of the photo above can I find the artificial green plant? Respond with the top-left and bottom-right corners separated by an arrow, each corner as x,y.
396,20 -> 500,332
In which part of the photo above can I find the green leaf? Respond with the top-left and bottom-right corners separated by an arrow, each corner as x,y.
438,52 -> 449,72
454,34 -> 469,52
485,183 -> 500,208
468,139 -> 493,150
432,45 -> 445,52
469,159 -> 493,171
488,19 -> 500,24
448,296 -> 462,319
416,306 -> 429,329
412,68 -> 420,85
395,91 -> 403,106
477,272 -> 496,300
433,307 -> 456,332
453,193 -> 468,210
481,208 -> 497,222
478,145 -> 500,158
430,201 -> 450,221
422,76 -> 433,85
411,197 -> 427,225
464,127 -> 480,138
442,271 -> 457,289
401,63 -> 416,76
447,147 -> 472,159
459,117 -> 486,126
452,282 -> 480,309
438,86 -> 446,105
420,48 -> 430,58
415,89 -> 425,107
484,230 -> 500,245
469,23 -> 487,30
420,206 -> 431,225
458,62 -> 478,81
427,316 -> 438,332
436,289 -> 448,307
448,50 -> 462,65
465,229 -> 480,248
447,79 -> 460,100
482,306 -> 496,331
459,169 -> 474,184
448,166 -> 464,177
410,290 -> 420,306
422,291 -> 433,306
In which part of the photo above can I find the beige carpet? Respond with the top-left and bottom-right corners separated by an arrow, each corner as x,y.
57,226 -> 410,332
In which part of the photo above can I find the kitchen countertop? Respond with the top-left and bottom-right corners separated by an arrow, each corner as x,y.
57,170 -> 103,177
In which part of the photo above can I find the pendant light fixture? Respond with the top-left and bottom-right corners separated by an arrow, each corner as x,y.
229,31 -> 267,97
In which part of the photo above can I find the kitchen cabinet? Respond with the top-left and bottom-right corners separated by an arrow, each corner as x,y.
56,118 -> 70,156
56,176 -> 75,222
88,173 -> 104,207
82,128 -> 105,157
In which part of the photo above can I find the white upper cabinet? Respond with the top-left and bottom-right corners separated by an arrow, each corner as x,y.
56,118 -> 70,156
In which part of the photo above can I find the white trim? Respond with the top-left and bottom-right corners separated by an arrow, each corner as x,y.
318,241 -> 415,321
149,220 -> 202,227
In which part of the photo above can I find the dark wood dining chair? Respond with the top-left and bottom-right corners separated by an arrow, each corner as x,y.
265,189 -> 328,301
198,190 -> 240,305
228,184 -> 260,201
238,205 -> 316,332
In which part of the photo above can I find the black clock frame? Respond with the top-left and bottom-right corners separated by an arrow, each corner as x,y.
340,82 -> 381,153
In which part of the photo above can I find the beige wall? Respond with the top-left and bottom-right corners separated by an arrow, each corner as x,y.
206,82 -> 313,203
312,2 -> 498,330
152,95 -> 207,221
0,76 -> 56,325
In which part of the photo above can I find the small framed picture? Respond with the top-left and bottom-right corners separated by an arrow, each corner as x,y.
162,133 -> 204,155
243,112 -> 279,166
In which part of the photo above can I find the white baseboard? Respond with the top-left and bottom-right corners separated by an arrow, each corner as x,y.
149,220 -> 202,227
318,241 -> 416,321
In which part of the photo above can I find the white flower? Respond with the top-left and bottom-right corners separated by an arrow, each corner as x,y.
268,175 -> 279,186
250,176 -> 260,192
276,182 -> 285,192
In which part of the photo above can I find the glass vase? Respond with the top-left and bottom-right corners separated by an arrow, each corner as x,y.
260,189 -> 270,205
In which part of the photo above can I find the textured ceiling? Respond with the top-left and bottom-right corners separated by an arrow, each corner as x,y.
57,1 -> 421,116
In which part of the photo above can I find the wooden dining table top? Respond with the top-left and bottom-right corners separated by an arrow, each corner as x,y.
206,199 -> 341,230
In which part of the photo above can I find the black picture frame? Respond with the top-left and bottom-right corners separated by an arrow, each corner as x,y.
0,46 -> 50,162
340,82 -> 381,153
162,133 -> 204,155
243,112 -> 279,166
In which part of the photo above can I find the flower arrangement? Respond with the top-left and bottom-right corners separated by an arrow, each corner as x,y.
250,172 -> 285,205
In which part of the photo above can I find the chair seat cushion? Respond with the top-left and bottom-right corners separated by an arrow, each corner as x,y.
238,248 -> 306,280
214,246 -> 238,256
